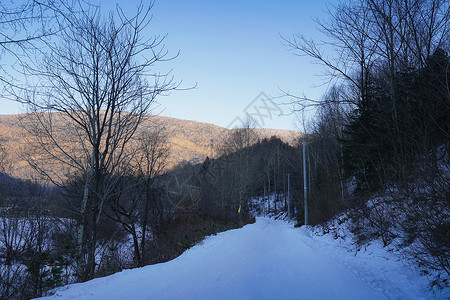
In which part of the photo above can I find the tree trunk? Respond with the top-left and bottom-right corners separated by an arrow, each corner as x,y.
77,148 -> 96,281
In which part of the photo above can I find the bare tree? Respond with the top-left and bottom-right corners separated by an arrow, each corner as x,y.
21,2 -> 177,280
134,125 -> 170,239
219,116 -> 259,155
282,0 -> 379,111
0,138 -> 10,174
282,0 -> 449,111
0,1 -> 72,97
105,125 -> 170,267
214,117 -> 260,219
0,1 -> 56,47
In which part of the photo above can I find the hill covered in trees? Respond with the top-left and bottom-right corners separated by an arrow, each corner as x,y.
0,113 -> 301,179
283,0 -> 449,290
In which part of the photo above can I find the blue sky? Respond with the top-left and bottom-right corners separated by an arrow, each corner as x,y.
1,0 -> 337,131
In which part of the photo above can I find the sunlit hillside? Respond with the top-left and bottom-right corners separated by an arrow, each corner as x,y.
0,113 -> 301,179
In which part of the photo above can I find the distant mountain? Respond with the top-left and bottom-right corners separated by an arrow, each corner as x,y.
0,113 -> 302,179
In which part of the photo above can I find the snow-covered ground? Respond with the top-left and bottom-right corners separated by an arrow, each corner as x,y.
39,217 -> 448,300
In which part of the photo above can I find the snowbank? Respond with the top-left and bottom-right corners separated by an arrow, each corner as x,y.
38,218 -> 447,299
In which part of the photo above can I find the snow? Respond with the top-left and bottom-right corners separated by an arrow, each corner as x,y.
39,218 -> 447,300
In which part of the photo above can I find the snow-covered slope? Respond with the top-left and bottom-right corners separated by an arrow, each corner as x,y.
40,218 -> 446,300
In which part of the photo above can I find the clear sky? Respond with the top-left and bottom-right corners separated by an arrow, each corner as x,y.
1,0 -> 337,131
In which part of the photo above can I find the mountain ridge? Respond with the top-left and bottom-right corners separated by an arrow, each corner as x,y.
0,113 -> 302,179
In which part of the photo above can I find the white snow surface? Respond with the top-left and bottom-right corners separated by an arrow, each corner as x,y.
40,218 -> 446,300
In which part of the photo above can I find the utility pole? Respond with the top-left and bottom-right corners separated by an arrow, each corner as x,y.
263,186 -> 267,217
287,173 -> 290,217
303,138 -> 308,225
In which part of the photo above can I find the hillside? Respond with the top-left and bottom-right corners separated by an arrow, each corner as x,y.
0,113 -> 302,179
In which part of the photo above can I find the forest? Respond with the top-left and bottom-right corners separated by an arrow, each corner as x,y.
284,0 -> 449,289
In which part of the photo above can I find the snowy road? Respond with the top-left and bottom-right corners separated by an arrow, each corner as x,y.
42,218 -> 442,299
